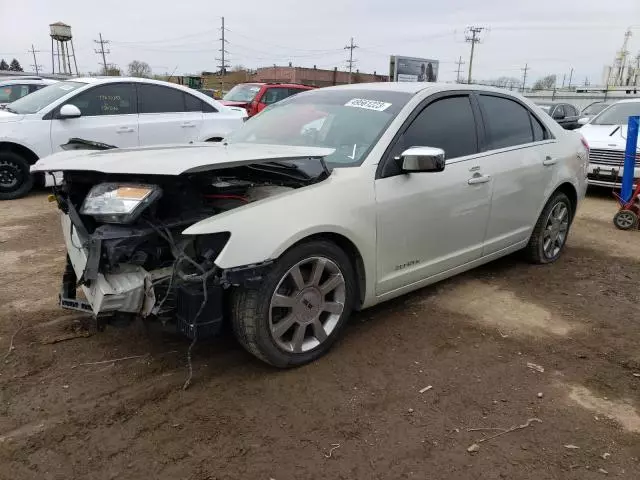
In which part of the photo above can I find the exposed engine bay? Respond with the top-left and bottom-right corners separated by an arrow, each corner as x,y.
53,158 -> 329,338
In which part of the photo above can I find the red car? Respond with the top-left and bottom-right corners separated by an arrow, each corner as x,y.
220,82 -> 316,117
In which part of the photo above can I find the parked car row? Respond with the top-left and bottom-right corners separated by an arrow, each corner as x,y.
32,82 -> 588,366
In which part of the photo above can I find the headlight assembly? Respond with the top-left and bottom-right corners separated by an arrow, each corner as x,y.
80,183 -> 162,224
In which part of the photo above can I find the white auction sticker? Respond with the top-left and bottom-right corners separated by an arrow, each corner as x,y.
344,98 -> 392,111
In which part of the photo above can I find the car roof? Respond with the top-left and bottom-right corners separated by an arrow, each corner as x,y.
0,78 -> 56,85
320,82 -> 531,98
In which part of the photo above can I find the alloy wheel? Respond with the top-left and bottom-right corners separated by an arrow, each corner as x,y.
542,201 -> 569,259
269,256 -> 346,353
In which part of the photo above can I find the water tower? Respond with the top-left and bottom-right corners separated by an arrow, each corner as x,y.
50,22 -> 78,76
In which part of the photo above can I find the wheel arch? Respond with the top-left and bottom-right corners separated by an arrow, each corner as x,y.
0,141 -> 39,165
552,181 -> 578,220
282,232 -> 367,310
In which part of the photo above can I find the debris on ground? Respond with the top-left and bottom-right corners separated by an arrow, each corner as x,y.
526,362 -> 545,373
419,385 -> 433,393
537,392 -> 544,398
324,444 -> 340,458
467,418 -> 542,449
601,452 -> 611,459
564,444 -> 581,450
598,468 -> 609,475
467,443 -> 480,454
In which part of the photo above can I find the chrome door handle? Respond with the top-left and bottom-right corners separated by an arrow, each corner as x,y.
468,174 -> 491,185
543,156 -> 558,166
116,127 -> 134,133
181,122 -> 196,128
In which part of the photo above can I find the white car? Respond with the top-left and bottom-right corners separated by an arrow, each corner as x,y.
0,76 -> 58,108
33,83 -> 587,367
0,77 -> 246,199
579,98 -> 640,188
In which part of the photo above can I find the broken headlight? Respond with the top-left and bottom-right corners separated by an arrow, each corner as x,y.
80,183 -> 162,224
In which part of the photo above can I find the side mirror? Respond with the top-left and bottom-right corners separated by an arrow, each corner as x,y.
58,104 -> 81,119
399,146 -> 446,173
577,117 -> 589,125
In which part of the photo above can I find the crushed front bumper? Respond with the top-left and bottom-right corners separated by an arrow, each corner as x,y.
61,213 -> 165,316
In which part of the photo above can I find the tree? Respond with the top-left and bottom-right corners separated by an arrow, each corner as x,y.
0,59 -> 8,70
101,65 -> 122,76
232,64 -> 245,72
127,60 -> 151,78
9,58 -> 23,72
532,74 -> 557,91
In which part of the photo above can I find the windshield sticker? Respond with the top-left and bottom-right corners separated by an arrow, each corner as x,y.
344,98 -> 392,112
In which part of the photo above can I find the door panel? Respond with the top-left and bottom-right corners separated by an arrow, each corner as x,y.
137,84 -> 203,145
476,94 -> 554,254
375,160 -> 491,294
49,83 -> 139,152
374,94 -> 491,295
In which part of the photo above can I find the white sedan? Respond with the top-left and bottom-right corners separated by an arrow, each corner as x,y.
33,82 -> 587,367
0,77 -> 246,199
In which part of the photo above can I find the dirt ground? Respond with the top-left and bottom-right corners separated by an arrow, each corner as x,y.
1,189 -> 640,480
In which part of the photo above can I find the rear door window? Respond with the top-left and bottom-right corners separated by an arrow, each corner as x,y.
185,92 -> 217,113
138,84 -> 186,114
478,95 -> 535,149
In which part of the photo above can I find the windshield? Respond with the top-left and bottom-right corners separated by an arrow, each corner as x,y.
591,102 -> 640,125
538,105 -> 552,112
582,103 -> 608,116
6,81 -> 84,114
223,84 -> 261,103
227,89 -> 411,166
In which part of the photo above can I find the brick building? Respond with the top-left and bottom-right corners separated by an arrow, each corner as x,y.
201,65 -> 387,91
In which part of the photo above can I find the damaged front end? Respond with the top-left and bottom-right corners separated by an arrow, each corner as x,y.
53,160 -> 326,338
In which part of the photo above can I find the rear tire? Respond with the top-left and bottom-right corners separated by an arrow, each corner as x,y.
0,151 -> 33,200
525,192 -> 572,264
231,240 -> 356,367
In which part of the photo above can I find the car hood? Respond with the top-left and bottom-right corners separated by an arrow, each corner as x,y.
0,109 -> 24,122
31,142 -> 335,176
580,124 -> 639,150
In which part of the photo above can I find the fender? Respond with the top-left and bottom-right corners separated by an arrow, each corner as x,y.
182,166 -> 378,297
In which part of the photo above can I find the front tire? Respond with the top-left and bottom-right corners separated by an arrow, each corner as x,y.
231,240 -> 356,367
0,151 -> 33,200
525,192 -> 572,264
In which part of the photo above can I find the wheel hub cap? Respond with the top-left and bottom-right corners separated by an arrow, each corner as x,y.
542,202 -> 569,259
269,256 -> 346,353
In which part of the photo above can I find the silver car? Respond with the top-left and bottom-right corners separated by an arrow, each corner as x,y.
34,82 -> 588,367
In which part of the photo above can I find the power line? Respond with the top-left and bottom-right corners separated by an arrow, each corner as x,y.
455,55 -> 466,83
94,33 -> 110,73
465,26 -> 485,84
521,63 -> 529,92
344,37 -> 358,84
29,44 -> 42,75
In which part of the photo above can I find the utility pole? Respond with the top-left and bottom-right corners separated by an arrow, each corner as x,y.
344,37 -> 358,84
29,44 -> 42,75
567,67 -> 574,89
521,63 -> 529,92
94,33 -> 110,74
465,26 -> 484,84
561,73 -> 566,88
216,17 -> 230,91
455,55 -> 465,83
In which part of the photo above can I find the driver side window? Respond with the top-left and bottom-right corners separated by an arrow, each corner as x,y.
391,95 -> 479,161
66,83 -> 136,117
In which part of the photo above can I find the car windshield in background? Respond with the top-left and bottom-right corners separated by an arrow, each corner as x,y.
582,103 -> 609,116
538,105 -> 552,112
226,89 -> 412,166
591,102 -> 640,125
6,81 -> 84,114
223,84 -> 261,103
